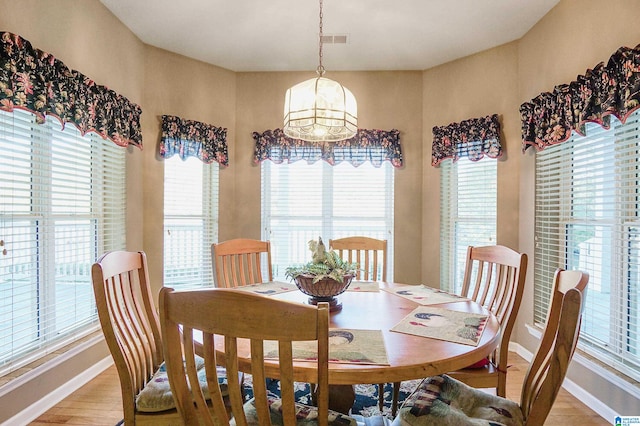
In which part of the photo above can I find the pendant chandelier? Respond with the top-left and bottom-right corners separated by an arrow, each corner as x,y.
283,0 -> 357,142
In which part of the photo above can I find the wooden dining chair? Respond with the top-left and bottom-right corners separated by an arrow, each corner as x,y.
329,236 -> 389,410
211,238 -> 273,288
91,250 -> 181,425
392,268 -> 588,426
329,236 -> 387,282
159,287 -> 361,425
389,244 -> 527,416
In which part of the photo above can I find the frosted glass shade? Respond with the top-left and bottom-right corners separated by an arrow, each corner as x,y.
283,76 -> 357,142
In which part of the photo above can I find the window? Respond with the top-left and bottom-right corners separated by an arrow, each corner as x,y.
440,158 -> 497,293
261,161 -> 394,281
0,109 -> 125,373
535,110 -> 640,381
163,156 -> 218,289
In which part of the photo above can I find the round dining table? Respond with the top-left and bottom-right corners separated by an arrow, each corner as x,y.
216,281 -> 501,414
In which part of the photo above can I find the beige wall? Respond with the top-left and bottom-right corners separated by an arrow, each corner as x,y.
516,0 -> 640,413
142,47 -> 237,295
235,70 -> 424,285
421,41 -> 521,283
2,0 -> 640,421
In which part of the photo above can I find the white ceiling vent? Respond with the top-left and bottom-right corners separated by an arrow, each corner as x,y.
320,34 -> 349,44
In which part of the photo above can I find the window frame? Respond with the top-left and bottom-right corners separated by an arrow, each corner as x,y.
261,160 -> 394,281
0,108 -> 126,374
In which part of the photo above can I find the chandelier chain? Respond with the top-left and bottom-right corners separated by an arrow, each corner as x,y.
317,0 -> 325,76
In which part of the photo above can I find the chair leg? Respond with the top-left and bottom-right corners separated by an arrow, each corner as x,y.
378,383 -> 385,411
391,381 -> 401,417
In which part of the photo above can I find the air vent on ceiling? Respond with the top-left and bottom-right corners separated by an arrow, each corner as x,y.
320,34 -> 348,44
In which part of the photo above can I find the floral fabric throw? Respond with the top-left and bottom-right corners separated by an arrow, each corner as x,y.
431,114 -> 502,166
0,31 -> 142,148
159,115 -> 228,166
253,128 -> 403,168
520,44 -> 640,152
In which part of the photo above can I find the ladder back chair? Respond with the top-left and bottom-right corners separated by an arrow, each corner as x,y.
329,236 -> 387,283
392,268 -> 588,426
92,250 -> 182,425
159,287 -> 358,426
390,245 -> 527,416
211,238 -> 273,288
329,236 -> 388,411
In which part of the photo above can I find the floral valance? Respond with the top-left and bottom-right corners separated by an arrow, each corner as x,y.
0,31 -> 142,148
159,115 -> 228,166
520,44 -> 640,152
431,114 -> 502,166
252,128 -> 403,168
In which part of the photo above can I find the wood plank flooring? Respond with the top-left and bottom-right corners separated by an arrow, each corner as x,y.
31,352 -> 607,425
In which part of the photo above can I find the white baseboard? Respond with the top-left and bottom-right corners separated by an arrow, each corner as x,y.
1,337 -> 114,426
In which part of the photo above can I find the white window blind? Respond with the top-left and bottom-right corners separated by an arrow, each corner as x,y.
0,109 -> 125,373
163,156 -> 218,289
535,110 -> 640,381
440,158 -> 497,293
261,160 -> 394,281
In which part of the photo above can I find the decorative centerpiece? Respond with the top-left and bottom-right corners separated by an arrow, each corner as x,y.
285,237 -> 358,312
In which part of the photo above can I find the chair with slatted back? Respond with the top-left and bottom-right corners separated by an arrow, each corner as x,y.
392,268 -> 588,426
329,236 -> 389,412
329,236 -> 387,281
91,250 -> 182,425
446,245 -> 527,393
388,244 -> 527,416
211,238 -> 273,288
159,287 -> 364,426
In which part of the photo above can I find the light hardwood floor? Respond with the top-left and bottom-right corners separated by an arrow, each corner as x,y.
31,352 -> 607,425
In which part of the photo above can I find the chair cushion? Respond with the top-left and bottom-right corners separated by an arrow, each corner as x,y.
392,375 -> 524,426
464,357 -> 490,369
233,394 -> 358,425
136,356 -> 229,413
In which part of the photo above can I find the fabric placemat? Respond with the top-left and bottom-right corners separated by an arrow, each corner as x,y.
264,329 -> 389,365
234,281 -> 298,296
382,284 -> 468,305
346,281 -> 380,292
391,306 -> 488,346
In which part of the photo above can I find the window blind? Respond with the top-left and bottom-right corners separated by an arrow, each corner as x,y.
0,108 -> 125,373
163,156 -> 218,289
535,110 -> 640,381
261,160 -> 394,281
440,158 -> 497,293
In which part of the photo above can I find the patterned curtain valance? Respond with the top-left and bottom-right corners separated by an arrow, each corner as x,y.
159,115 -> 228,166
431,114 -> 502,166
520,44 -> 640,152
0,32 -> 142,148
252,128 -> 403,168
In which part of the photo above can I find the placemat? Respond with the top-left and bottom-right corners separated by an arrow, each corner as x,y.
234,281 -> 298,296
382,284 -> 468,305
346,281 -> 380,292
391,306 -> 488,346
264,329 -> 389,365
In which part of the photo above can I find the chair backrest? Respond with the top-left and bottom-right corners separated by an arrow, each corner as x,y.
91,251 -> 163,425
329,236 -> 387,281
159,287 -> 330,426
461,245 -> 527,366
211,238 -> 273,287
520,268 -> 588,426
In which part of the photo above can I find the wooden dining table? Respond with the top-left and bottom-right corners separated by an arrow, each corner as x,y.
214,281 -> 501,414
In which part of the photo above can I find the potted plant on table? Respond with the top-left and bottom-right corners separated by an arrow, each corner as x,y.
285,237 -> 358,312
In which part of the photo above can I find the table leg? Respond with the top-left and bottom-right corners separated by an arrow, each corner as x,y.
312,384 -> 356,415
328,385 -> 356,414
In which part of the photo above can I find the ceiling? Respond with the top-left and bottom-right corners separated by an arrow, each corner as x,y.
99,0 -> 560,73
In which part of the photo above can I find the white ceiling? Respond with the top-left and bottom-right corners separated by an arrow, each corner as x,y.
99,0 -> 560,72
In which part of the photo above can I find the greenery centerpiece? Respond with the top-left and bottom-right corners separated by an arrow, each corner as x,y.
285,237 -> 358,311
